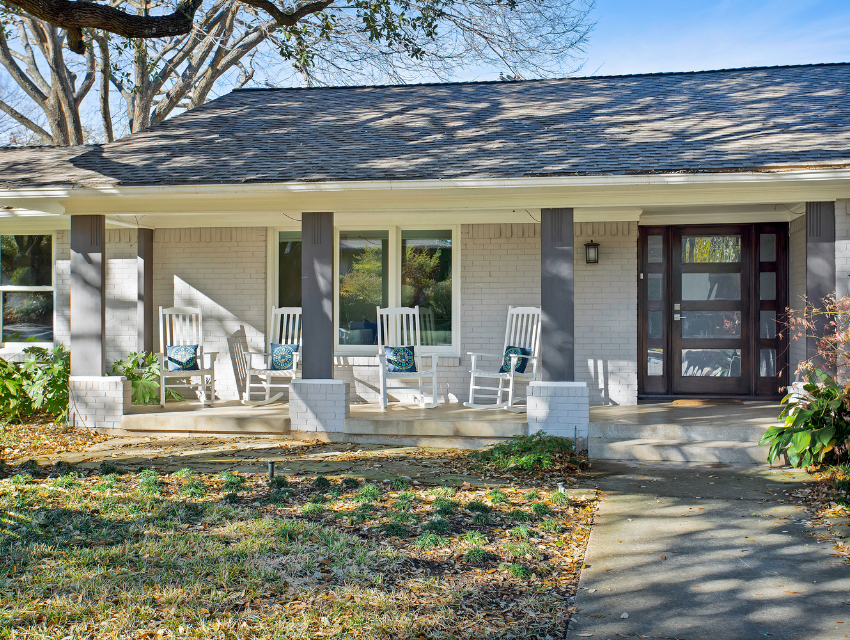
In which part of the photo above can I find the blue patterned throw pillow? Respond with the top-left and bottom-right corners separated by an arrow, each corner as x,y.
166,345 -> 199,371
270,343 -> 299,371
498,346 -> 531,374
384,346 -> 417,373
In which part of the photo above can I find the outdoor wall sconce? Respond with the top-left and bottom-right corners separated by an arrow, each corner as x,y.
585,240 -> 600,264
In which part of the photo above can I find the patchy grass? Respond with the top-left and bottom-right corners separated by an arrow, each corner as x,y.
470,432 -> 582,472
0,449 -> 596,639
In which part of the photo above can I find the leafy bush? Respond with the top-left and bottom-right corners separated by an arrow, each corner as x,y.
0,346 -> 69,424
413,533 -> 448,549
110,353 -> 184,405
760,368 -> 850,467
471,432 -> 575,471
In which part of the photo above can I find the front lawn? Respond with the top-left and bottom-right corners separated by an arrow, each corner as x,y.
0,448 -> 595,639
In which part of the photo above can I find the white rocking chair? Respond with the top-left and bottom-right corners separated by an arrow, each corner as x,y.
376,306 -> 440,409
464,306 -> 541,413
157,306 -> 218,407
242,307 -> 302,405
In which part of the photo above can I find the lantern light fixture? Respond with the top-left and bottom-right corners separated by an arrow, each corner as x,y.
585,239 -> 600,264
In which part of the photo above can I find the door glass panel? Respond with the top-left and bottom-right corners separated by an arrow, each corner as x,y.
401,230 -> 452,347
681,311 -> 741,338
647,274 -> 663,301
682,273 -> 741,300
648,310 -> 662,339
648,348 -> 663,376
682,349 -> 741,377
760,234 -> 776,262
278,232 -> 302,307
681,235 -> 741,263
647,236 -> 663,263
760,310 -> 776,339
760,272 -> 776,300
760,349 -> 777,377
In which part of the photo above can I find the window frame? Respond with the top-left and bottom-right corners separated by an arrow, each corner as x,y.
0,232 -> 56,350
270,224 -> 460,358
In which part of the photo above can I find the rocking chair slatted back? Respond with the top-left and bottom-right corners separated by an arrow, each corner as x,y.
377,306 -> 422,350
270,307 -> 302,349
504,306 -> 542,356
160,306 -> 204,352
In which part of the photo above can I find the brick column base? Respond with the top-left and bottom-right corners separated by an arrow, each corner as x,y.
527,381 -> 589,450
69,376 -> 129,431
289,379 -> 349,433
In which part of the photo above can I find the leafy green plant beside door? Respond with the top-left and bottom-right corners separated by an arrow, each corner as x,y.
110,353 -> 183,405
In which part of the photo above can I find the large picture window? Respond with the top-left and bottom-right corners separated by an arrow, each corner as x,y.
0,235 -> 54,343
276,226 -> 458,355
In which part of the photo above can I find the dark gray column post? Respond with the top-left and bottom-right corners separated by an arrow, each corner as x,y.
806,202 -> 836,369
540,208 -> 575,381
301,212 -> 334,379
137,227 -> 154,354
70,214 -> 106,376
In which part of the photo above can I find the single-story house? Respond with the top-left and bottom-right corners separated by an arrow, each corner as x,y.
0,62 -> 848,451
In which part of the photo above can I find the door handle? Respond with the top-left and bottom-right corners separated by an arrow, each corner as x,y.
673,314 -> 687,321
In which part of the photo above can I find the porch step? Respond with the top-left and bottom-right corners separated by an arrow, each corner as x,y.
121,402 -> 291,436
588,416 -> 774,464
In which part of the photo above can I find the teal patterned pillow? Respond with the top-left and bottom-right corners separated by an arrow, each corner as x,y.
166,345 -> 199,371
270,344 -> 299,371
384,346 -> 417,373
498,346 -> 531,374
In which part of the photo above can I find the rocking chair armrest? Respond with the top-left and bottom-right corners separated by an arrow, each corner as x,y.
466,352 -> 503,359
418,352 -> 439,371
200,350 -> 218,368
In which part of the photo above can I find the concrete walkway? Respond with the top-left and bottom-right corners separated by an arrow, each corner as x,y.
568,461 -> 850,640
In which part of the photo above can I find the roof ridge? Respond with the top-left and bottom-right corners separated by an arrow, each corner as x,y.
234,61 -> 850,92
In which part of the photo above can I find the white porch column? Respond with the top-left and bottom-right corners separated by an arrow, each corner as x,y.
535,208 -> 588,448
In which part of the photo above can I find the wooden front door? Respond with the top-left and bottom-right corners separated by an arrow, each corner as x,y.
639,224 -> 787,398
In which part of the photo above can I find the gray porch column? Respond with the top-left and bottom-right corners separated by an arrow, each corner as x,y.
540,207 -> 575,381
70,214 -> 106,376
301,211 -> 334,379
806,202 -> 836,368
137,227 -> 154,354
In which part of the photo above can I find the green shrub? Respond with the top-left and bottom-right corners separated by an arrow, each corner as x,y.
463,547 -> 496,564
471,432 -> 575,471
487,489 -> 509,504
423,517 -> 450,534
507,509 -> 533,522
472,512 -> 491,525
356,484 -> 381,502
760,368 -> 850,467
0,346 -> 70,424
182,479 -> 207,498
531,502 -> 552,517
413,533 -> 449,550
390,477 -> 412,490
550,490 -> 570,505
379,522 -> 408,537
434,498 -> 458,516
466,500 -> 490,514
510,525 -> 531,540
312,476 -> 331,490
270,476 -> 290,489
540,519 -> 564,533
342,477 -> 360,490
110,352 -> 183,405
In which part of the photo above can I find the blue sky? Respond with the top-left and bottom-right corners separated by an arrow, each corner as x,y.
579,0 -> 850,76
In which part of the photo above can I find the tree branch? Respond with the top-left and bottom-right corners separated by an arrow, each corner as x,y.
0,98 -> 51,142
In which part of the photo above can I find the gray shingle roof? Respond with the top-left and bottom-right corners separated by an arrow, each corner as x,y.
2,63 -> 850,189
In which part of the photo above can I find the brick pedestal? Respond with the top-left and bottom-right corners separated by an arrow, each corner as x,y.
289,379 -> 349,433
69,376 -> 129,431
527,381 -> 589,450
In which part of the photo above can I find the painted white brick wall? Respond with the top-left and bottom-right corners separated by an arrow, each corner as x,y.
68,376 -> 128,431
836,200 -> 850,298
527,381 -> 589,448
55,229 -> 138,367
289,379 -> 349,432
334,222 -> 638,406
153,227 -> 267,401
788,214 -> 807,379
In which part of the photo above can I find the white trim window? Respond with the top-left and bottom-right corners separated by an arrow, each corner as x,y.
274,225 -> 460,357
0,234 -> 55,347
